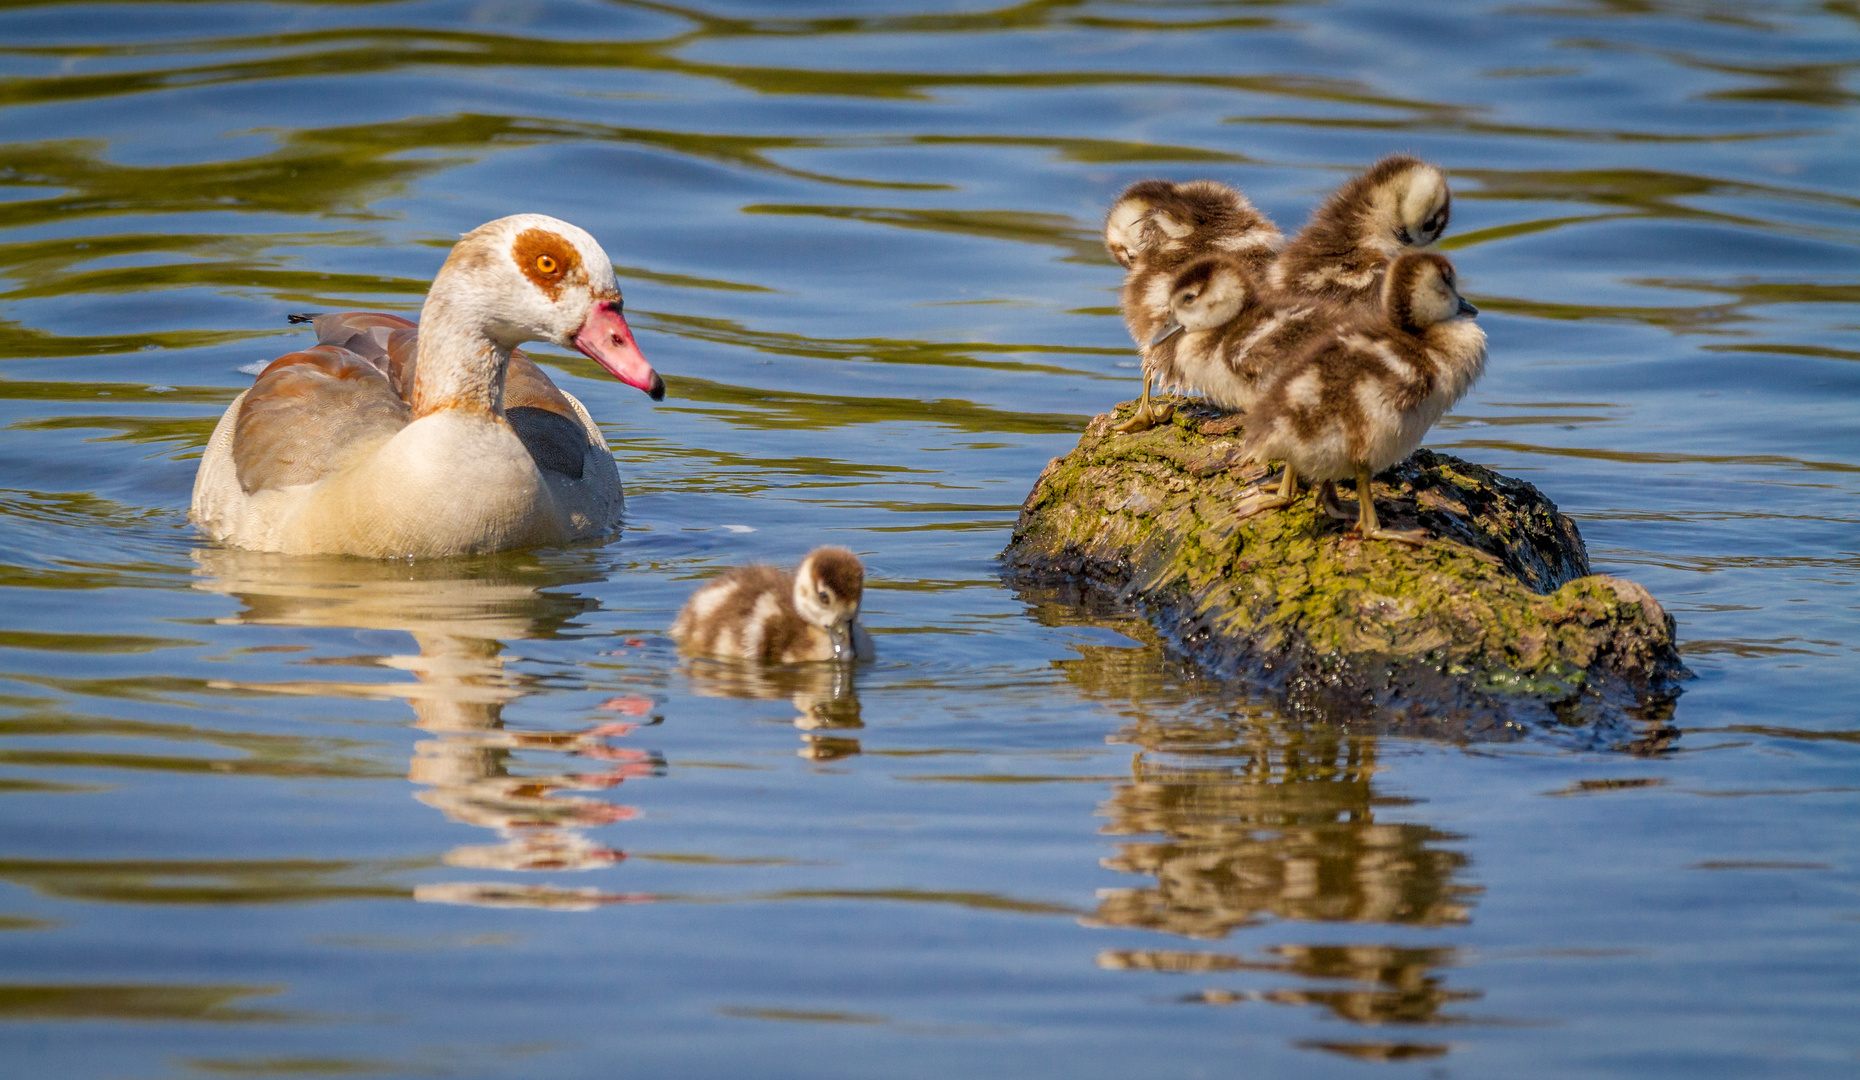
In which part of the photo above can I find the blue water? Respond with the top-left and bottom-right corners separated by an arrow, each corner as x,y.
0,1 -> 1856,1076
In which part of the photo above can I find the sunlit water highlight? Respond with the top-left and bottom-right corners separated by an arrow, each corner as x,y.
0,1 -> 1856,1076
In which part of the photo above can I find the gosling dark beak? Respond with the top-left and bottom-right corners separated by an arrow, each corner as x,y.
1149,316 -> 1184,347
1458,297 -> 1479,318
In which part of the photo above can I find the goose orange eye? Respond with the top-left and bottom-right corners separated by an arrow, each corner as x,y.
536,254 -> 558,274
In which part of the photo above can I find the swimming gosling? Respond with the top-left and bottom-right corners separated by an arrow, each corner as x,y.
670,547 -> 875,663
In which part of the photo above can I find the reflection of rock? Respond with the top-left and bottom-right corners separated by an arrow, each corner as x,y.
1089,722 -> 1474,938
681,657 -> 863,758
1103,944 -> 1476,1026
1030,592 -> 1480,1039
192,548 -> 650,904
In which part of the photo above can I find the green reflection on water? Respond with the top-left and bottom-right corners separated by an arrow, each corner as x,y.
0,711 -> 394,779
0,983 -> 293,1022
653,373 -> 1088,435
0,857 -> 418,904
745,203 -> 1105,263
0,316 -> 253,361
639,309 -> 1123,373
0,630 -> 199,653
10,413 -> 220,455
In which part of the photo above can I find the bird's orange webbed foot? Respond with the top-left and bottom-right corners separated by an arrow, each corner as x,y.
1234,465 -> 1300,521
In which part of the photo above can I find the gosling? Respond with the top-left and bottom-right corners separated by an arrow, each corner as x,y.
1103,179 -> 1283,432
1236,251 -> 1486,545
1151,255 -> 1347,417
1267,154 -> 1452,307
670,547 -> 875,663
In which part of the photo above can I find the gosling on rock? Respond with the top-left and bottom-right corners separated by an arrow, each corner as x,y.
1236,251 -> 1487,545
670,547 -> 876,664
1102,179 -> 1284,432
1267,154 -> 1452,308
1152,254 -> 1356,417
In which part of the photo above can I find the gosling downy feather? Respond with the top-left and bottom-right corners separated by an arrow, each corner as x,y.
670,547 -> 876,664
1102,179 -> 1283,430
1238,251 -> 1486,543
1267,154 -> 1452,307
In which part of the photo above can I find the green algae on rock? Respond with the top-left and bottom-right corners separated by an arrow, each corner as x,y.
1002,396 -> 1689,740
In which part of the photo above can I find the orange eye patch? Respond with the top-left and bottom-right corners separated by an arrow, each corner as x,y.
513,228 -> 583,299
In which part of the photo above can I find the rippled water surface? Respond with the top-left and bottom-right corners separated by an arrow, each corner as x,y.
1,1 -> 1857,1076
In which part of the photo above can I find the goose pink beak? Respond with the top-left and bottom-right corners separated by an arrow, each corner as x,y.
574,300 -> 664,401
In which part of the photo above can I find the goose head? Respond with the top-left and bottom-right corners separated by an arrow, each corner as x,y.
1384,251 -> 1477,333
792,546 -> 866,661
1358,156 -> 1451,255
1151,256 -> 1255,346
431,213 -> 664,401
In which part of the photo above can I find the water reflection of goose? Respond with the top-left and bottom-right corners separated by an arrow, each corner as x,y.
191,214 -> 665,558
191,548 -> 656,908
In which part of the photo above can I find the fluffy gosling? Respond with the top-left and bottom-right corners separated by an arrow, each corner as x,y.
670,547 -> 875,663
1236,251 -> 1486,545
1268,154 -> 1452,307
1151,255 -> 1348,416
1103,179 -> 1284,432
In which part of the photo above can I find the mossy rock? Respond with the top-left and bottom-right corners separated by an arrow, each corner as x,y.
1002,395 -> 1690,742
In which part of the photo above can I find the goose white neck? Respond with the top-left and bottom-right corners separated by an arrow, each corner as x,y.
411,287 -> 510,420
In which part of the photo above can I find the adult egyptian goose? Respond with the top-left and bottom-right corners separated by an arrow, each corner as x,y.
670,547 -> 875,664
191,214 -> 663,558
1267,154 -> 1452,307
1103,179 -> 1283,432
1236,251 -> 1486,545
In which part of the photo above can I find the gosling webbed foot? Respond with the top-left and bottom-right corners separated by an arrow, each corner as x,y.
1349,463 -> 1428,545
1318,480 -> 1356,522
1233,490 -> 1296,521
1357,526 -> 1432,546
1113,400 -> 1173,434
1234,464 -> 1299,521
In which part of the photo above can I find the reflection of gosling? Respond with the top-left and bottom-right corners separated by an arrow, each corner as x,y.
1236,252 -> 1486,545
670,547 -> 876,663
1103,180 -> 1283,433
1268,154 -> 1452,307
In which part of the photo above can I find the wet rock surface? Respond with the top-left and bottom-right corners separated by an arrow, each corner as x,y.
1002,396 -> 1691,742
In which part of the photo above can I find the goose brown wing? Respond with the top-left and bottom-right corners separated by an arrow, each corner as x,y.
286,312 -> 597,481
233,344 -> 411,494
296,311 -> 421,399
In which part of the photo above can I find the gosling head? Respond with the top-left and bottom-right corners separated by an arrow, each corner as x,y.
1356,155 -> 1451,255
1383,251 -> 1477,333
792,546 -> 866,660
1105,179 -> 1253,268
1151,256 -> 1256,346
